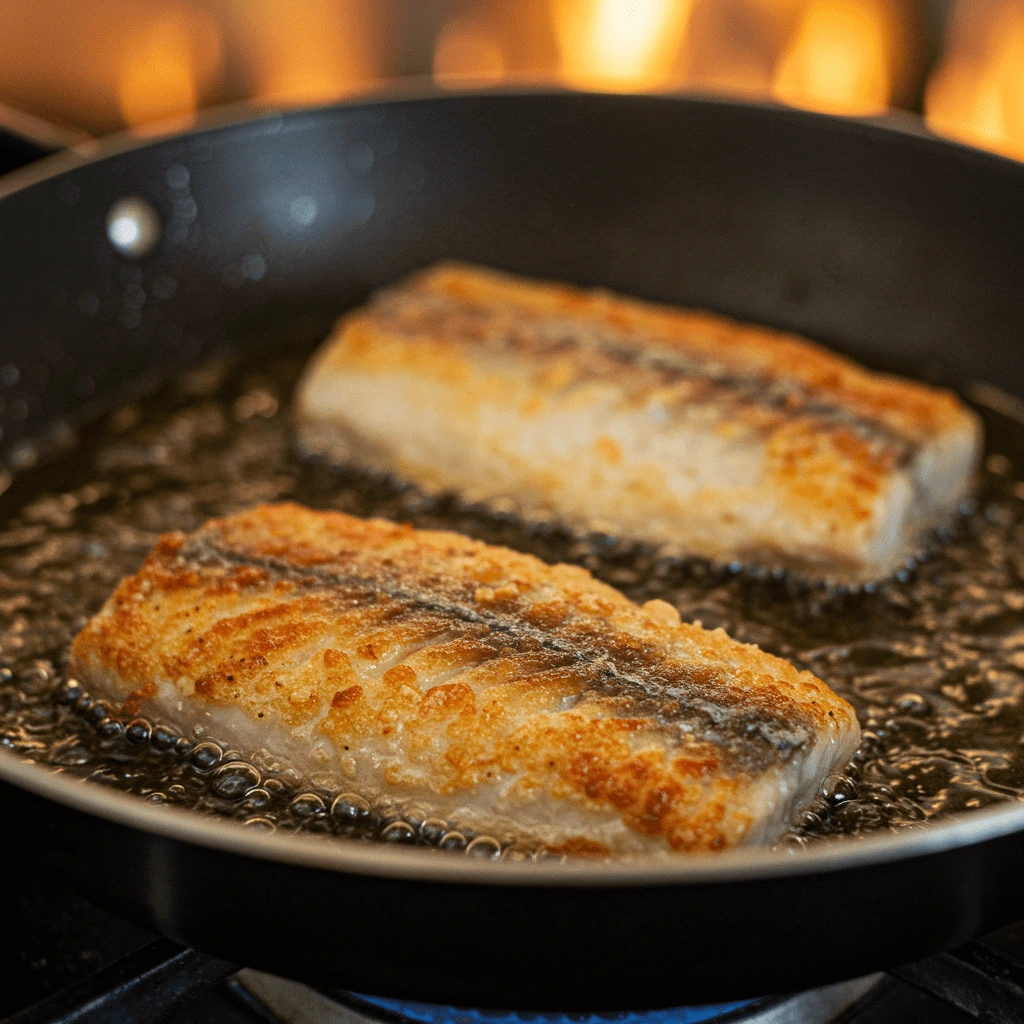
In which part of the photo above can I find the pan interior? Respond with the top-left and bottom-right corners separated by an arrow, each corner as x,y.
3,333 -> 1024,863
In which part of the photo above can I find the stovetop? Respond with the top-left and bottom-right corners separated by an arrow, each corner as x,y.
3,857 -> 1020,1024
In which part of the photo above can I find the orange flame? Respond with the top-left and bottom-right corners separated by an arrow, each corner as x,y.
229,0 -> 383,106
552,0 -> 692,90
926,1 -> 1024,161
117,4 -> 222,132
0,0 -> 920,136
772,0 -> 892,114
679,0 -> 798,99
433,17 -> 507,86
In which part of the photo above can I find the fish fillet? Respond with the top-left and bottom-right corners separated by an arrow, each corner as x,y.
70,503 -> 859,855
296,263 -> 982,583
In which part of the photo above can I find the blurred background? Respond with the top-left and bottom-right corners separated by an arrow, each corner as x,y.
0,0 -> 1021,160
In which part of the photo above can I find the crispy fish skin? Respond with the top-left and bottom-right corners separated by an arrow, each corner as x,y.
296,263 -> 982,583
70,503 -> 858,855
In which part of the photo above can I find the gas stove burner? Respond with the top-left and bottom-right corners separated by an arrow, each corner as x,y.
345,994 -> 758,1024
235,971 -> 880,1024
343,994 -> 758,1024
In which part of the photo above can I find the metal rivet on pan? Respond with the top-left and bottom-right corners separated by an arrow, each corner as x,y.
106,196 -> 161,258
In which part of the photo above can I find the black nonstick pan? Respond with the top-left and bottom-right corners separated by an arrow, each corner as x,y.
1,88 -> 1024,1012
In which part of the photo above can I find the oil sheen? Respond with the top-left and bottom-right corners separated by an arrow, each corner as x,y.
1,353 -> 1023,859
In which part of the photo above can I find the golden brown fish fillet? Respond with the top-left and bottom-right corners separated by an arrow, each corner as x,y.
296,263 -> 982,583
70,503 -> 859,855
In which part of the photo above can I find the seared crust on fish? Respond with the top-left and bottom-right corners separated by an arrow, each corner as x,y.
296,263 -> 982,583
71,503 -> 859,855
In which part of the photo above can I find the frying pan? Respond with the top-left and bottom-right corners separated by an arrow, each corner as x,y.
1,88 -> 1024,1012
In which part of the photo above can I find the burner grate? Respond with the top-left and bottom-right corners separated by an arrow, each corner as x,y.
3,940 -> 237,1024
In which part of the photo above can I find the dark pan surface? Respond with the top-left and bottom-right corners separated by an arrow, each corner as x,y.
2,90 -> 1024,1007
2,90 -> 1024,460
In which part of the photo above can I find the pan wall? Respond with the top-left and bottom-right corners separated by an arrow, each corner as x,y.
0,93 -> 1022,467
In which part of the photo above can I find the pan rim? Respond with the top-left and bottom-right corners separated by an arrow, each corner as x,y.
6,745 -> 1024,885
3,87 -> 1024,888
1,82 -> 1024,205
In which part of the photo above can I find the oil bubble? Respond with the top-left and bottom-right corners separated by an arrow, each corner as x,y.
84,701 -> 109,726
535,849 -> 566,863
501,845 -> 535,862
59,680 -> 83,704
331,792 -> 371,825
289,793 -> 326,818
125,719 -> 151,745
466,836 -> 502,860
189,741 -> 223,771
439,831 -> 467,852
822,774 -> 858,806
798,810 -> 823,830
420,818 -> 448,845
240,788 -> 272,812
151,725 -> 178,752
212,762 -> 260,799
894,693 -> 931,716
381,821 -> 417,844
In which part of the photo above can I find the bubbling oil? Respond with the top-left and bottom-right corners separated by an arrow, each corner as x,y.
2,352 -> 1024,857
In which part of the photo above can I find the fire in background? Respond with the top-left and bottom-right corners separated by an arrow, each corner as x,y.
0,0 -> 1020,161
925,0 -> 1024,160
